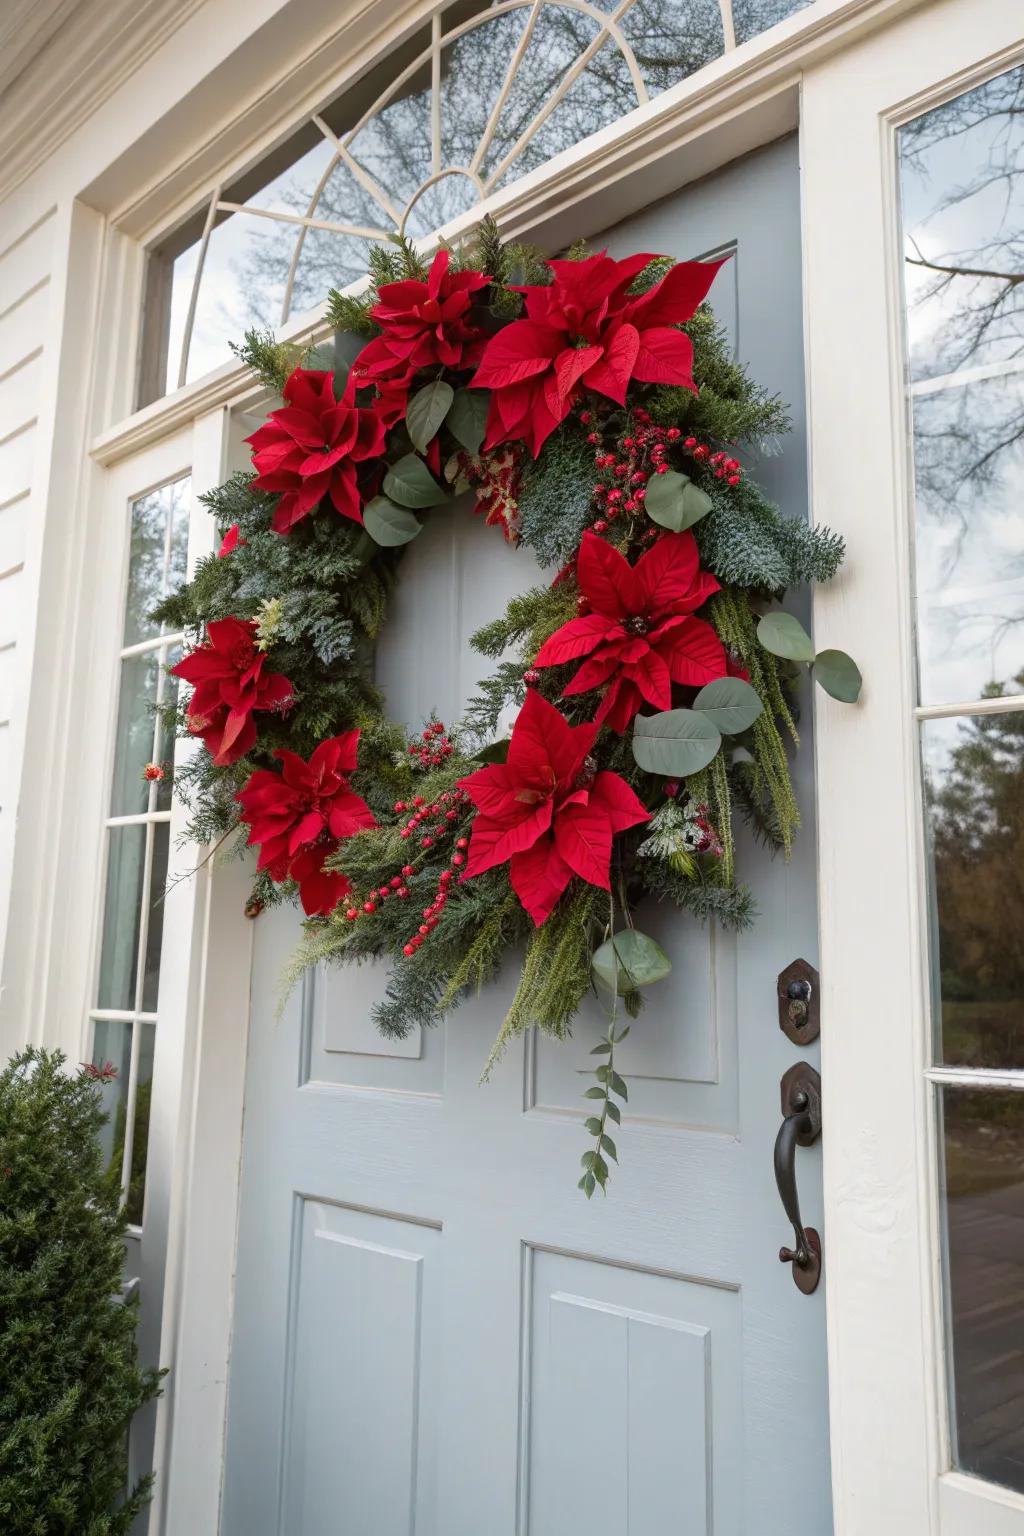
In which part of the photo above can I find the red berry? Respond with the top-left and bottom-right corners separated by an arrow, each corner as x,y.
727,474 -> 741,487
398,887 -> 410,898
390,876 -> 402,889
363,901 -> 376,914
403,944 -> 415,956
684,436 -> 697,448
423,907 -> 434,918
580,410 -> 592,424
523,668 -> 541,687
421,835 -> 433,848
440,870 -> 453,884
345,908 -> 359,921
587,432 -> 599,445
378,887 -> 390,899
394,800 -> 406,812
456,838 -> 468,849
400,828 -> 411,839
654,463 -> 668,475
667,427 -> 681,440
419,924 -> 429,935
402,864 -> 414,876
413,795 -> 425,807
594,519 -> 608,532
451,852 -> 464,867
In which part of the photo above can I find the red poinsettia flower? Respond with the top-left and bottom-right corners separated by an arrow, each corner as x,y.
533,530 -> 726,733
457,690 -> 649,925
171,617 -> 293,767
237,732 -> 377,916
353,249 -> 489,386
472,250 -> 727,456
246,368 -> 386,534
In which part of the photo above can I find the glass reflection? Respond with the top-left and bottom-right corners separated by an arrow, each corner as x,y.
96,825 -> 147,1012
923,713 -> 1024,1070
142,823 -> 170,1013
941,1086 -> 1024,1495
900,66 -> 1024,385
91,1018 -> 133,1176
109,652 -> 160,816
123,477 -> 192,647
899,65 -> 1024,707
619,0 -> 723,97
732,0 -> 814,46
912,375 -> 1024,705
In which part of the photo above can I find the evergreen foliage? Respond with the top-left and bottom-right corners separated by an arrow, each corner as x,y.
0,1050 -> 162,1534
695,476 -> 845,593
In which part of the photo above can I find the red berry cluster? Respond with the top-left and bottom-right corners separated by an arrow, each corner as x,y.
344,865 -> 414,921
395,784 -> 468,843
400,837 -> 469,957
406,720 -> 455,769
143,762 -> 166,782
584,408 -> 743,533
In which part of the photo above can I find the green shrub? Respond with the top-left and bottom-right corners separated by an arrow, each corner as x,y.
0,1048 -> 162,1533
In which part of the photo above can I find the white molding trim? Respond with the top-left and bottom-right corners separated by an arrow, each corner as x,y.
0,0 -> 207,208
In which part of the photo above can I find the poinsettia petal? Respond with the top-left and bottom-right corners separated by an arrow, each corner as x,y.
582,324 -> 640,404
326,789 -> 377,839
625,256 -> 728,328
464,800 -> 553,878
288,810 -> 326,854
472,321 -> 564,389
534,613 -> 617,667
631,327 -> 696,388
208,711 -> 257,765
576,529 -> 641,619
595,679 -> 642,734
624,647 -> 672,710
328,464 -> 363,523
554,344 -> 604,401
588,771 -> 651,833
456,763 -> 523,820
632,529 -> 702,616
659,616 -> 728,686
289,843 -> 351,917
509,836 -> 574,926
553,801 -> 613,889
561,649 -> 622,697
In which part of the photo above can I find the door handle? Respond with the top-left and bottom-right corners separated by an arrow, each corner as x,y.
774,1062 -> 822,1294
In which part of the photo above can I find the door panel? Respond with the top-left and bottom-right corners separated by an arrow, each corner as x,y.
222,134 -> 830,1535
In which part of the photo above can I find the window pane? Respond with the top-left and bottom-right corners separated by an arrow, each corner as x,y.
109,652 -> 159,816
619,0 -> 724,97
732,0 -> 814,46
142,822 -> 170,1013
899,66 -> 1024,386
154,644 -> 181,813
940,1085 -> 1024,1495
911,375 -> 1024,706
898,65 -> 1024,707
91,1018 -> 133,1175
96,825 -> 147,1011
124,1022 -> 155,1227
923,714 -> 1024,1070
123,476 -> 193,647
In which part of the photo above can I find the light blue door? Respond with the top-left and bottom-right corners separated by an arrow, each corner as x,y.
221,135 -> 831,1536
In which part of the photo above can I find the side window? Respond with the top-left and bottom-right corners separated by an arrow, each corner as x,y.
898,63 -> 1024,1496
90,475 -> 191,1226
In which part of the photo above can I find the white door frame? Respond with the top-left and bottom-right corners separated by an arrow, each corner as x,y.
804,1 -> 1024,1531
6,0 -> 1016,1530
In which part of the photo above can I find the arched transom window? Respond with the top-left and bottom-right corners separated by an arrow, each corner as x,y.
141,0 -> 812,402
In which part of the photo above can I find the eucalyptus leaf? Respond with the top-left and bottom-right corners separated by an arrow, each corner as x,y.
592,930 -> 672,994
644,469 -> 713,531
757,610 -> 815,663
605,1101 -> 621,1125
693,676 -> 764,734
600,1134 -> 618,1162
632,708 -> 722,776
813,648 -> 863,703
362,496 -> 422,548
447,387 -> 490,454
406,381 -> 454,453
383,453 -> 450,509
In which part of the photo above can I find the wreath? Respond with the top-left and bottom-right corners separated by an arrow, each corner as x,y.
155,219 -> 859,1193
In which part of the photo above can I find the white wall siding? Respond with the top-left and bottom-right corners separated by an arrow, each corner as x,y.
0,209 -> 55,983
